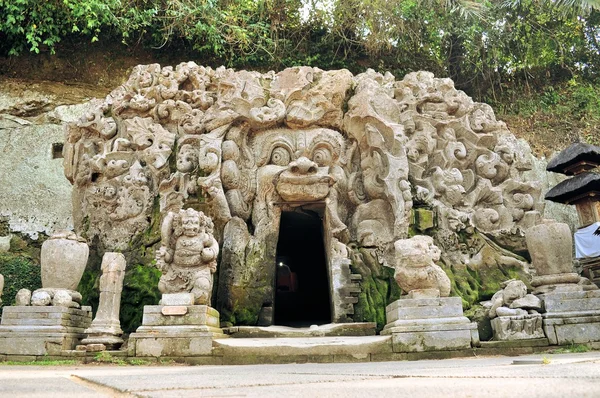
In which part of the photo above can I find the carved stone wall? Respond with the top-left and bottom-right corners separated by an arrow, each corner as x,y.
65,64 -> 545,326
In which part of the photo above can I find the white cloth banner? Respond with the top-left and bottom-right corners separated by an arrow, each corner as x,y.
575,222 -> 600,259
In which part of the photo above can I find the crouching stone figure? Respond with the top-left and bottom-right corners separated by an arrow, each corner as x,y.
156,208 -> 219,305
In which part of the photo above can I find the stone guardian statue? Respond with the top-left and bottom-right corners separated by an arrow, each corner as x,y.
156,208 -> 219,305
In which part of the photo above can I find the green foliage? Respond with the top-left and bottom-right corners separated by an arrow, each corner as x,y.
0,359 -> 79,366
550,343 -> 590,354
120,265 -> 161,333
0,253 -> 41,309
1,1 -> 598,102
79,263 -> 160,333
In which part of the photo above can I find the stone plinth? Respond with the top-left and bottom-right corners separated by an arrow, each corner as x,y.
381,297 -> 479,352
0,305 -> 92,355
129,305 -> 227,357
539,289 -> 600,345
491,315 -> 544,341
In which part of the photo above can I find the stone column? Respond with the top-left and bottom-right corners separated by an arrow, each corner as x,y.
82,252 -> 127,350
526,221 -> 600,345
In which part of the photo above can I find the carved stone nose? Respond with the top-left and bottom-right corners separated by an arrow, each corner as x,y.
289,157 -> 318,175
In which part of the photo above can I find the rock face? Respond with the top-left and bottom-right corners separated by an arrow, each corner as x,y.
65,65 -> 547,325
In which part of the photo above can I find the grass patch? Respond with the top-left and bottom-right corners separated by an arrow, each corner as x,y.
0,359 -> 79,366
549,343 -> 590,354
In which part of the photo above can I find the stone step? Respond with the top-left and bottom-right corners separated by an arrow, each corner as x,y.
224,322 -> 376,338
213,336 -> 392,358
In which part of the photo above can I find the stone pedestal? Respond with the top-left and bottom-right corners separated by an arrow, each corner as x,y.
381,297 -> 479,352
540,289 -> 600,345
0,306 -> 92,355
491,315 -> 544,341
129,304 -> 227,357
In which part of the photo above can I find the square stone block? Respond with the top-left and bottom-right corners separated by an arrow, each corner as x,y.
141,305 -> 220,327
390,329 -> 473,352
161,293 -> 195,306
386,297 -> 464,323
133,334 -> 215,357
543,315 -> 600,345
541,290 -> 600,315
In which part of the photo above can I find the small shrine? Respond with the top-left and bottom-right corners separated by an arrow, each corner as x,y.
545,142 -> 600,284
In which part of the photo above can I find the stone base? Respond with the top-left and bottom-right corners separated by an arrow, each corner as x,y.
540,290 -> 600,345
129,305 -> 227,357
490,315 -> 544,341
0,305 -> 92,355
381,297 -> 479,352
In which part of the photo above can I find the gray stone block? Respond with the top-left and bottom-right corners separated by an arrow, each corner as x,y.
386,297 -> 464,322
161,293 -> 195,306
543,316 -> 600,345
134,335 -> 215,357
141,305 -> 220,327
390,329 -> 473,352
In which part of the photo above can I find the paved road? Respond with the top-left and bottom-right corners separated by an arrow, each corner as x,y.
1,352 -> 599,397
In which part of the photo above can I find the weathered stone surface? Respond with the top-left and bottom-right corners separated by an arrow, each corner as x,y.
41,230 -> 88,290
141,305 -> 220,327
161,306 -> 188,316
31,290 -> 51,306
15,289 -> 31,306
82,252 -> 126,348
64,65 -> 547,325
0,306 -> 92,355
0,273 -> 4,305
390,235 -> 451,297
161,293 -> 195,306
85,343 -> 107,352
510,294 -> 542,311
541,290 -> 600,314
526,222 -> 573,276
386,297 -> 464,322
52,290 -> 75,307
390,329 -> 473,353
0,82 -> 97,238
156,209 -> 218,305
543,315 -> 600,345
491,315 -> 544,341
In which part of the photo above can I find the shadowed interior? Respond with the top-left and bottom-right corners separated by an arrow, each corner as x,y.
275,210 -> 331,326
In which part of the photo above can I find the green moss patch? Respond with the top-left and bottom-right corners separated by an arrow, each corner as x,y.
0,253 -> 42,310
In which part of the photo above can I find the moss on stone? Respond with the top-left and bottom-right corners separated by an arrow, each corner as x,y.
350,247 -> 400,331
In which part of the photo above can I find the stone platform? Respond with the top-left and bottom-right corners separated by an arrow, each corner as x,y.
224,322 -> 376,337
540,289 -> 600,345
0,305 -> 92,355
381,297 -> 479,352
128,305 -> 227,357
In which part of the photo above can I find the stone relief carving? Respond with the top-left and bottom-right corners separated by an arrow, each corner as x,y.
65,64 -> 546,324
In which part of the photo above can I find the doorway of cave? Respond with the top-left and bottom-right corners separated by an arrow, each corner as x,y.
274,209 -> 331,327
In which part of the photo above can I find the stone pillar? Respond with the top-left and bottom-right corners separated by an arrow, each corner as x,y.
81,252 -> 127,350
526,221 -> 600,345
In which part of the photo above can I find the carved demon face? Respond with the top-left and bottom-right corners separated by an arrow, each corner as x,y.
251,128 -> 344,202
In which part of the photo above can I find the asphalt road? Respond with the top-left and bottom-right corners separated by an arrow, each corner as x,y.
1,352 -> 599,397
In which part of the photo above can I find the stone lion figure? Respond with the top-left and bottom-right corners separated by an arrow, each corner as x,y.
156,208 -> 219,305
391,235 -> 451,297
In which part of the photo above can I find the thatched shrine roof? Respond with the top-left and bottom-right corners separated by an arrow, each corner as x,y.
545,171 -> 600,204
546,142 -> 600,175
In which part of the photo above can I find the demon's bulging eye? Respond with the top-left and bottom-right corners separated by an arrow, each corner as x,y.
312,147 -> 332,167
269,147 -> 291,166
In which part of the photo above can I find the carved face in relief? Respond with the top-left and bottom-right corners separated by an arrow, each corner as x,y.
251,128 -> 344,202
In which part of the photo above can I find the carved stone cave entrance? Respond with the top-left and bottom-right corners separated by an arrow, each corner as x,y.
274,208 -> 332,327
